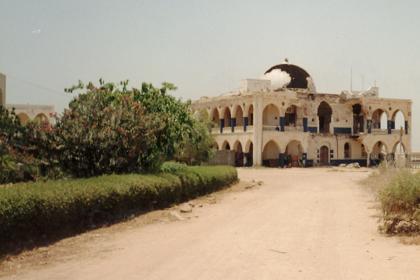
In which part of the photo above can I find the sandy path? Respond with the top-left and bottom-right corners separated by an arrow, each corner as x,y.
1,168 -> 419,280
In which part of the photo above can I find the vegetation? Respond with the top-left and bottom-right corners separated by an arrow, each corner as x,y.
0,80 -> 216,183
364,166 -> 420,234
0,107 -> 39,183
0,166 -> 237,253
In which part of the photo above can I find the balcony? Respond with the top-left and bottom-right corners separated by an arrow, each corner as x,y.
211,126 -> 253,134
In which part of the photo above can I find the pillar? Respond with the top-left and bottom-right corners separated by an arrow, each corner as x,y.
279,116 -> 285,132
367,153 -> 371,167
253,95 -> 263,166
367,119 -> 372,134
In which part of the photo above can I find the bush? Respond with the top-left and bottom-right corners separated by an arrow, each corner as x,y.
378,170 -> 420,234
0,106 -> 39,183
160,161 -> 187,173
0,166 -> 237,253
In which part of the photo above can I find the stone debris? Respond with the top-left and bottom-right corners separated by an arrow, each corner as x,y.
179,203 -> 193,213
339,163 -> 361,168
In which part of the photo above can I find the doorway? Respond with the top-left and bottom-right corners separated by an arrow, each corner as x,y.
320,146 -> 329,166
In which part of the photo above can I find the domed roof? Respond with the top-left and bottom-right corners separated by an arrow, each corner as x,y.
264,63 -> 311,89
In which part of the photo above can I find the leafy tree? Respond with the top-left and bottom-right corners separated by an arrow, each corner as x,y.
0,106 -> 38,183
56,82 -> 165,177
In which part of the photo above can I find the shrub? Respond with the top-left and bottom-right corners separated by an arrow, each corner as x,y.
365,168 -> 420,234
160,161 -> 187,173
0,166 -> 237,253
0,106 -> 39,183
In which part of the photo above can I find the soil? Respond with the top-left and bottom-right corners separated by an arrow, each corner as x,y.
1,168 -> 419,280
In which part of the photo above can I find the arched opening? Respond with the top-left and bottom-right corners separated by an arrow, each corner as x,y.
235,106 -> 244,127
284,140 -> 303,167
392,110 -> 405,132
371,141 -> 387,166
393,141 -> 406,167
211,108 -> 220,129
233,141 -> 244,167
247,105 -> 254,126
372,109 -> 387,129
17,113 -> 30,125
285,105 -> 297,127
222,141 -> 231,150
344,142 -> 351,159
213,142 -> 219,151
361,144 -> 367,159
319,145 -> 329,166
223,108 -> 232,128
263,104 -> 280,128
318,101 -> 332,134
34,113 -> 49,124
352,104 -> 364,133
245,140 -> 253,166
262,140 -> 280,167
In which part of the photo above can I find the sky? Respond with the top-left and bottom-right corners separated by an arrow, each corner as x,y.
0,0 -> 419,150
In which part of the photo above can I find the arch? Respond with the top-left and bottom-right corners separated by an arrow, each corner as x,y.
34,113 -> 49,124
371,141 -> 388,165
372,109 -> 388,129
244,140 -> 253,167
285,140 -> 304,167
361,144 -> 367,159
319,145 -> 330,166
17,113 -> 30,125
262,140 -> 280,167
233,140 -> 244,167
234,105 -> 244,127
285,105 -> 297,127
392,141 -> 406,155
223,107 -> 232,128
211,108 -> 220,128
247,104 -> 254,126
352,103 -> 365,133
344,142 -> 351,159
213,141 -> 219,150
263,104 -> 280,127
393,141 -> 407,167
221,140 -> 231,150
317,101 -> 332,134
392,110 -> 405,132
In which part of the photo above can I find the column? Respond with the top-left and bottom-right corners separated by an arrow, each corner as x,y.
253,95 -> 263,166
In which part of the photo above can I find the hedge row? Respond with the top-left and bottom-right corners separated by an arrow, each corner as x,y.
0,166 -> 237,252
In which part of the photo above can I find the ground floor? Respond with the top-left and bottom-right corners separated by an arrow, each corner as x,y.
213,131 -> 410,167
4,168 -> 419,280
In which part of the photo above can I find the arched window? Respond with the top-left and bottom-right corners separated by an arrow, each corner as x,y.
318,102 -> 332,134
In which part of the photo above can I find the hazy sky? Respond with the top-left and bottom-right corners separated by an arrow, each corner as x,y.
0,0 -> 419,149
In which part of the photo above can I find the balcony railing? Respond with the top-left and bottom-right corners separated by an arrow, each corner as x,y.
211,125 -> 253,134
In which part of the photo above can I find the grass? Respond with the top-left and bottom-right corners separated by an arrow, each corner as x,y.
364,165 -> 420,235
0,165 -> 237,255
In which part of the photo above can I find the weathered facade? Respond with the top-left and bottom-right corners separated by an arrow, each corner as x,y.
192,63 -> 412,167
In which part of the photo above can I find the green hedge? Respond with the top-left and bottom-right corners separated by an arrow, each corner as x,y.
0,166 -> 237,251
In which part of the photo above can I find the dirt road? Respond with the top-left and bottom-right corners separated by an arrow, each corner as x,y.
2,168 -> 419,279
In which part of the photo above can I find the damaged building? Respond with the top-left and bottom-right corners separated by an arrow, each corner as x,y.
192,62 -> 412,167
